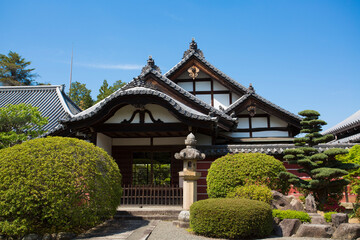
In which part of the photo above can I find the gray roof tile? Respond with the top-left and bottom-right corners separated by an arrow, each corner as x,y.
0,85 -> 81,132
64,86 -> 214,123
323,110 -> 360,135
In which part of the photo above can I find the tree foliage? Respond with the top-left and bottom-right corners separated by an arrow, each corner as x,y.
337,145 -> 360,201
0,51 -> 38,86
96,79 -> 125,103
279,110 -> 358,207
0,103 -> 48,149
68,81 -> 94,110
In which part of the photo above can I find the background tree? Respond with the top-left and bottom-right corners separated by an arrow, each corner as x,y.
68,81 -> 94,110
0,103 -> 48,149
0,51 -> 38,86
337,145 -> 360,202
96,79 -> 125,103
279,110 -> 358,207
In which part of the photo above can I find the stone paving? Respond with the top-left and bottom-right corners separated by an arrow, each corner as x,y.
76,219 -> 333,240
76,219 -> 156,240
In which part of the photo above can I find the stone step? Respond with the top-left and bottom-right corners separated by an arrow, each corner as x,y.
116,210 -> 181,216
114,214 -> 178,221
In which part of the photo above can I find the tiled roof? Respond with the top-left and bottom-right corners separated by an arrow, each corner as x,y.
225,91 -> 302,121
198,143 -> 355,156
63,86 -> 217,123
164,48 -> 300,122
0,85 -> 81,132
67,66 -> 235,125
328,133 -> 360,144
165,51 -> 249,93
323,110 -> 360,135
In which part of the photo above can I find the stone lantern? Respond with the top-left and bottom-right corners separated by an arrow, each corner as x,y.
175,133 -> 205,210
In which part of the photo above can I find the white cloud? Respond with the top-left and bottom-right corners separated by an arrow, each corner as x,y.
76,62 -> 142,70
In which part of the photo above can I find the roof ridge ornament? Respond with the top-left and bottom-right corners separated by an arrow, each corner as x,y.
183,38 -> 204,59
247,83 -> 255,93
141,56 -> 161,74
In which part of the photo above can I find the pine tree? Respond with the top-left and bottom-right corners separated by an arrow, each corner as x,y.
0,51 -> 38,86
279,110 -> 358,207
96,79 -> 125,103
96,80 -> 113,103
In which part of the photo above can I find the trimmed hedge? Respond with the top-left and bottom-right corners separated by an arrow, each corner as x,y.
272,209 -> 311,223
190,198 -> 273,239
226,183 -> 273,204
0,137 -> 122,237
207,153 -> 290,198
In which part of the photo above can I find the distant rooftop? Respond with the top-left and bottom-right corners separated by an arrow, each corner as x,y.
0,85 -> 81,132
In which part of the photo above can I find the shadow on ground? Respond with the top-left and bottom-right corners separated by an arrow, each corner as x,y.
76,219 -> 149,239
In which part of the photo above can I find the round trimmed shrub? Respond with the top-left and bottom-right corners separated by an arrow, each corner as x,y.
190,198 -> 273,239
0,137 -> 122,237
207,153 -> 290,198
226,183 -> 273,204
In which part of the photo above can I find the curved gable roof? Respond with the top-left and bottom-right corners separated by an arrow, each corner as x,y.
63,86 -> 215,124
165,51 -> 248,94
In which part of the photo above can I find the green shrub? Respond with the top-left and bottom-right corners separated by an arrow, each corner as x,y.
356,207 -> 360,221
207,153 -> 290,198
324,212 -> 337,222
226,183 -> 273,204
272,209 -> 311,223
190,198 -> 273,239
0,137 -> 122,237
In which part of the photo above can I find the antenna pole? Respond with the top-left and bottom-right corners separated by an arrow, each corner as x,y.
69,45 -> 73,91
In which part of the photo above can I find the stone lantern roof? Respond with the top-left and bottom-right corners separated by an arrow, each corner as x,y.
174,133 -> 206,161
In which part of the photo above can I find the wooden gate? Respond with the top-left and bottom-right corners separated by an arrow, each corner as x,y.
121,185 -> 183,205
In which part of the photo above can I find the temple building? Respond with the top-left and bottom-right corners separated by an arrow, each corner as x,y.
2,40 -> 353,203
48,39 -> 305,202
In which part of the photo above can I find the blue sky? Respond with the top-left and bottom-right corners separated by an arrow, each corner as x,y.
0,0 -> 359,130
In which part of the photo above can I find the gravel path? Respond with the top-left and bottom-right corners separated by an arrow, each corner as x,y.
147,221 -> 333,240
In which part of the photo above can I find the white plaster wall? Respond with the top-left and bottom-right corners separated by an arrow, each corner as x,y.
113,138 -> 151,146
240,110 -> 248,114
144,104 -> 180,123
194,133 -> 212,145
251,117 -> 268,128
153,137 -> 185,145
256,109 -> 267,114
223,132 -> 250,138
96,133 -> 112,155
196,94 -> 211,105
252,131 -> 289,137
237,118 -> 249,129
214,94 -> 230,109
178,82 -> 193,91
177,71 -> 191,79
195,81 -> 211,91
270,116 -> 288,127
213,81 -> 228,91
197,71 -> 210,78
231,93 -> 240,103
105,105 -> 138,123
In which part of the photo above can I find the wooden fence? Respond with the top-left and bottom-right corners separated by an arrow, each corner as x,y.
121,185 -> 183,205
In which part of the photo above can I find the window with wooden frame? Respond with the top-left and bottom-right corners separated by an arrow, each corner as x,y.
235,113 -> 290,138
176,78 -> 241,109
